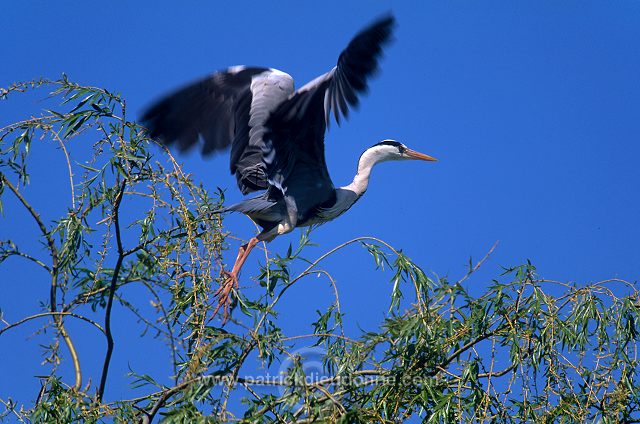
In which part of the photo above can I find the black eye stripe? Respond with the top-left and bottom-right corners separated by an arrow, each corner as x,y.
375,140 -> 402,148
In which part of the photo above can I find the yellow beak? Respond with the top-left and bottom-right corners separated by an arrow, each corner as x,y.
405,148 -> 437,162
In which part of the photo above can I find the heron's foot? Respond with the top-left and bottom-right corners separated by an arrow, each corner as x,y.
213,270 -> 239,324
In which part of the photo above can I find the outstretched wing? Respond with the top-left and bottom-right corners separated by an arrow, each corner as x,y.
264,15 -> 396,193
141,66 -> 294,194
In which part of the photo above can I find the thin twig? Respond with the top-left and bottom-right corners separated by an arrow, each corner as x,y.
2,249 -> 51,272
241,382 -> 288,423
51,128 -> 75,209
1,173 -> 82,390
0,312 -> 105,336
255,236 -> 403,333
456,241 -> 499,286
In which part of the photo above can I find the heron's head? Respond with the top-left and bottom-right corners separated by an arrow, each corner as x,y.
367,139 -> 437,163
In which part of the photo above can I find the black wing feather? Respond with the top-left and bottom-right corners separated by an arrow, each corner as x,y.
264,15 -> 396,193
141,66 -> 293,194
141,67 -> 269,155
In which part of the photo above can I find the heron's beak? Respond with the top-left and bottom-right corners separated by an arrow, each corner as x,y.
405,148 -> 437,162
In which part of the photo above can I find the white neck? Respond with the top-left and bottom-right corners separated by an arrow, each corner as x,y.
308,145 -> 398,224
341,147 -> 383,196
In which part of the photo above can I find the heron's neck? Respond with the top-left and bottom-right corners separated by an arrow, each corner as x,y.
341,148 -> 380,196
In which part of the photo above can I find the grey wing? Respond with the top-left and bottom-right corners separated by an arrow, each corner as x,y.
264,14 -> 396,193
141,66 -> 295,194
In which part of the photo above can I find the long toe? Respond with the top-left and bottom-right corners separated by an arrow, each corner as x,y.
213,271 -> 239,324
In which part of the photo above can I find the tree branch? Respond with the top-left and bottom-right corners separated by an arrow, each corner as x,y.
1,173 -> 82,390
0,312 -> 105,336
97,180 -> 126,402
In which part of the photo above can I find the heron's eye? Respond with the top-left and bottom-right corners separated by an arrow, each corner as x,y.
398,145 -> 406,154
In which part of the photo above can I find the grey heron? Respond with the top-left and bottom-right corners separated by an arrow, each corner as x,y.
142,15 -> 436,319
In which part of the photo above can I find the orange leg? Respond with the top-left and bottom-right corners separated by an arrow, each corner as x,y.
213,237 -> 259,323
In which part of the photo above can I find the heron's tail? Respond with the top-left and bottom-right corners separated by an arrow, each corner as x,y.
222,197 -> 277,215
202,205 -> 232,217
203,202 -> 256,217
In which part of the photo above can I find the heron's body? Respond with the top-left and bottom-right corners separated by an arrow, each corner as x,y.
142,15 -> 436,320
226,153 -> 365,239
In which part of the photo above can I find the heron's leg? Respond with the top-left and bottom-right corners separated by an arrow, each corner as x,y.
213,195 -> 297,323
229,237 -> 259,279
214,237 -> 259,323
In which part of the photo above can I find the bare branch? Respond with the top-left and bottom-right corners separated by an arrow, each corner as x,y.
1,173 -> 82,390
0,312 -> 105,336
97,180 -> 127,402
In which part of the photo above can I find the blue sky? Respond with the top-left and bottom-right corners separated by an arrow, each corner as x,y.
2,0 -> 640,414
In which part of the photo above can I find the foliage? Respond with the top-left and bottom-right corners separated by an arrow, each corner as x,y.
1,78 -> 639,423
